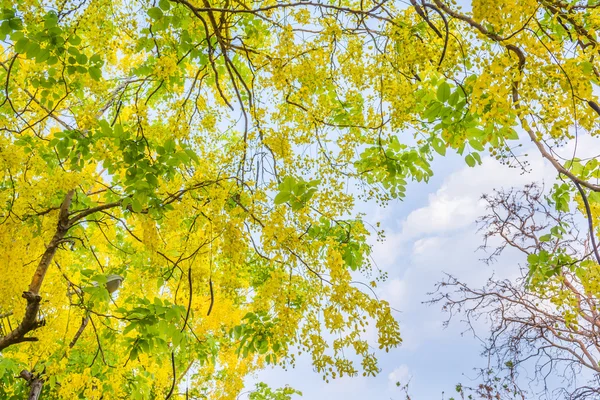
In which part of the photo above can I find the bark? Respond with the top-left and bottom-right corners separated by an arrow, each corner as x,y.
69,315 -> 90,348
28,190 -> 75,294
0,190 -> 74,351
19,370 -> 43,400
0,292 -> 43,351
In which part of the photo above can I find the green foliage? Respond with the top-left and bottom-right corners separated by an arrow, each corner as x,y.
308,217 -> 370,271
249,383 -> 302,400
117,297 -> 189,361
355,136 -> 433,200
550,183 -> 571,213
231,311 -> 285,363
274,176 -> 320,211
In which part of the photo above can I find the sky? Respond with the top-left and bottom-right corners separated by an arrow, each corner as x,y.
242,133 -> 600,399
242,0 -> 600,395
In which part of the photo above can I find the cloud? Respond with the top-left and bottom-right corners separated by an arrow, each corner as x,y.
370,230 -> 406,270
373,149 -> 560,353
381,278 -> 408,309
368,140 -> 575,274
555,133 -> 600,160
399,154 -> 556,240
367,148 -> 561,277
247,136 -> 600,400
374,134 -> 600,262
412,236 -> 447,256
388,364 -> 411,389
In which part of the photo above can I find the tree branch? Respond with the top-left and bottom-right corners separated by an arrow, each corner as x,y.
19,370 -> 44,400
0,190 -> 74,351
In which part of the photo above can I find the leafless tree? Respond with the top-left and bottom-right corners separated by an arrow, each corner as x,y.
429,183 -> 600,399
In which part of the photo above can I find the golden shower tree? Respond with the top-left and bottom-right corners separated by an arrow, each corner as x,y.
0,0 -> 599,398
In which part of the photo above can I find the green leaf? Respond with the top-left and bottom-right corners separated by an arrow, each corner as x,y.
465,154 -> 476,167
25,42 -> 40,59
68,35 -> 82,46
76,53 -> 88,64
145,173 -> 158,186
88,66 -> 102,80
437,81 -> 451,102
10,31 -> 24,41
164,138 -> 176,153
0,21 -> 11,37
131,198 -> 143,213
448,90 -> 459,106
159,0 -> 171,10
423,102 -> 443,121
539,234 -> 552,242
35,48 -> 50,63
258,340 -> 269,354
589,192 -> 600,204
432,138 -> 446,156
184,149 -> 200,163
44,12 -> 58,29
274,191 -> 290,205
233,325 -> 242,340
90,53 -> 103,65
92,274 -> 107,285
527,253 -> 538,265
130,347 -> 139,361
468,139 -> 484,152
14,37 -> 29,53
147,7 -> 163,19
504,128 -> 519,140
8,17 -> 23,31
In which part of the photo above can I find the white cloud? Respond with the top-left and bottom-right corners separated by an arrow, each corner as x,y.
370,151 -> 560,357
398,154 -> 555,240
555,133 -> 600,160
412,236 -> 447,256
370,230 -> 406,270
402,193 -> 478,237
374,134 -> 600,258
247,136 -> 600,400
369,142 -> 565,273
388,364 -> 411,389
381,278 -> 408,309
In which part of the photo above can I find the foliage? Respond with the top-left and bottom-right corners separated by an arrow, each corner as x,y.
247,383 -> 301,400
410,0 -> 600,396
1,0 -> 600,398
431,185 -> 600,399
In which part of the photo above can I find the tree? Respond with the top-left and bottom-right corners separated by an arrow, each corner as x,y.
431,184 -> 600,399
1,1 -> 412,397
409,1 -> 600,397
1,0 -> 600,398
407,1 -> 600,396
396,375 -> 525,400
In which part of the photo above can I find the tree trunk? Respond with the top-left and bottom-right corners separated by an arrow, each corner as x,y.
19,370 -> 43,400
0,190 -> 74,351
28,377 -> 43,400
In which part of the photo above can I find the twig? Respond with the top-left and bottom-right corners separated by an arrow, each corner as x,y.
574,181 -> 600,264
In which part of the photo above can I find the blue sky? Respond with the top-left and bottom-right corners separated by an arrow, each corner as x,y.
242,0 -> 600,395
242,133 -> 600,399
235,0 -> 600,394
